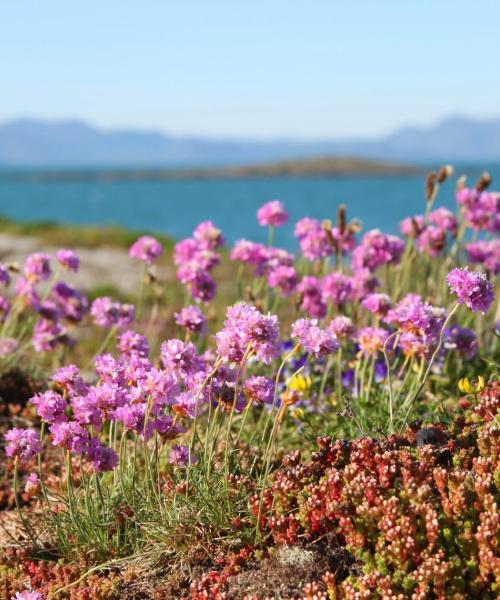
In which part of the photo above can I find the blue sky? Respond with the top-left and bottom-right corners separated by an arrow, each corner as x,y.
1,1 -> 499,139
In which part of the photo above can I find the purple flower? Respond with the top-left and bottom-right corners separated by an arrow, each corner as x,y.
399,215 -> 425,238
299,228 -> 333,261
444,325 -> 478,360
321,272 -> 352,306
50,421 -> 89,454
0,296 -> 10,323
415,226 -> 446,257
87,438 -> 118,472
193,221 -> 224,250
384,294 -> 443,338
186,268 -> 217,303
348,269 -> 380,301
357,327 -> 389,356
174,238 -> 199,266
257,200 -> 288,227
215,303 -> 280,364
30,391 -> 67,423
351,230 -> 404,271
50,282 -> 89,322
230,239 -> 268,267
4,428 -> 42,459
465,240 -> 500,275
294,217 -> 321,240
15,277 -> 41,310
24,253 -> 51,282
428,207 -> 457,233
95,354 -> 126,385
91,297 -> 135,329
0,263 -> 10,286
291,318 -> 339,357
129,235 -> 163,264
71,395 -> 103,430
56,248 -> 80,272
267,265 -> 298,296
113,403 -> 147,434
169,444 -> 197,467
447,268 -> 494,314
297,276 -> 327,319
32,319 -> 72,352
361,293 -> 392,317
11,592 -> 45,600
243,375 -> 274,404
118,330 -> 150,358
161,339 -> 204,379
174,305 -> 207,334
328,316 -> 354,339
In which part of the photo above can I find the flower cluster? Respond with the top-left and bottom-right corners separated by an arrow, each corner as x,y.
174,221 -> 224,302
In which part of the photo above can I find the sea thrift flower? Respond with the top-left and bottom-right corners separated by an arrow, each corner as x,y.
50,365 -> 88,396
230,239 -> 268,267
51,282 -> 89,322
50,421 -> 89,454
15,277 -> 41,310
129,235 -> 163,264
267,265 -> 298,296
321,272 -> 352,306
87,439 -> 118,472
257,200 -> 288,227
429,207 -> 457,233
0,263 -> 10,285
329,316 -> 355,339
357,327 -> 389,355
466,239 -> 500,275
174,305 -> 207,334
243,375 -> 274,404
11,592 -> 44,600
348,269 -> 380,301
399,214 -> 425,238
118,330 -> 150,358
291,318 -> 339,356
447,268 -> 494,314
161,339 -> 204,379
169,444 -> 197,467
70,395 -> 104,430
297,276 -> 327,319
444,325 -> 478,360
415,226 -> 447,256
4,428 -> 41,459
174,238 -> 199,266
32,319 -> 71,352
351,230 -> 404,271
186,268 -> 217,303
299,227 -> 333,261
361,293 -> 392,317
385,294 -> 443,340
56,248 -> 80,272
193,221 -> 224,250
91,297 -> 135,328
294,217 -> 321,240
24,252 -> 51,282
24,473 -> 41,496
215,302 -> 280,364
0,296 -> 10,322
30,390 -> 67,423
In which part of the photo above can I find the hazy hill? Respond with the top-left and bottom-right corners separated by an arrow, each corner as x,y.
0,115 -> 499,167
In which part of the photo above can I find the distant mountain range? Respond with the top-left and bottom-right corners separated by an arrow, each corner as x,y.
0,115 -> 499,167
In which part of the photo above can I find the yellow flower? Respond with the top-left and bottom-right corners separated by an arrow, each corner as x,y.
291,408 -> 305,421
287,374 -> 312,392
458,376 -> 485,394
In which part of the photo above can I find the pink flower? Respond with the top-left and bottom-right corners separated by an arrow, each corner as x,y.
193,221 -> 224,250
297,276 -> 327,319
267,265 -> 298,296
429,207 -> 457,233
4,428 -> 42,459
169,444 -> 196,467
399,215 -> 425,238
257,200 -> 288,227
447,268 -> 494,314
24,253 -> 51,282
328,316 -> 354,339
129,235 -> 163,264
175,305 -> 207,334
361,293 -> 392,317
56,249 -> 80,272
465,240 -> 500,275
291,318 -> 339,356
321,272 -> 352,306
357,327 -> 389,356
415,226 -> 446,257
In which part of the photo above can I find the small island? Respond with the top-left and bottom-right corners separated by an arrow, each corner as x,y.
3,156 -> 418,182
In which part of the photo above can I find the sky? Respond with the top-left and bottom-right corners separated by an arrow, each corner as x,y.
1,0 -> 500,139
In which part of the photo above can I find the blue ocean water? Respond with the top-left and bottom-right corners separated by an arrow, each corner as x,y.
0,165 -> 498,249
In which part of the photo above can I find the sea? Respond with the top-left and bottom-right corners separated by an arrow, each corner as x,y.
0,164 -> 498,250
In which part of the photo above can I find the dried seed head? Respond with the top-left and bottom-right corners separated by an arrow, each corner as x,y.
456,175 -> 467,191
337,204 -> 347,235
425,171 -> 437,201
475,171 -> 491,192
437,164 -> 454,183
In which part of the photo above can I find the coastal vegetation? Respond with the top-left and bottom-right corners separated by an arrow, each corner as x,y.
0,166 -> 498,599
